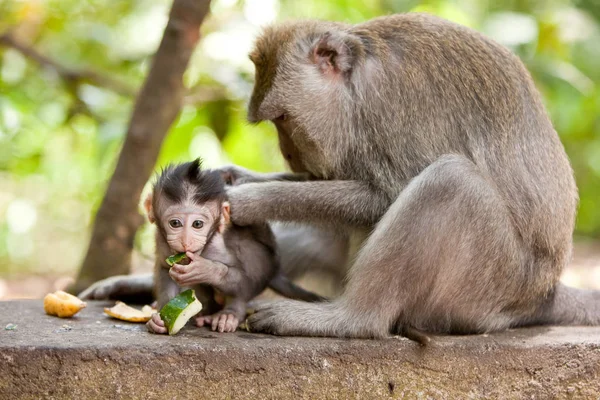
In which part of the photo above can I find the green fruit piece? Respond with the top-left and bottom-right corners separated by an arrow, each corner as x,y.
166,252 -> 187,267
159,289 -> 203,336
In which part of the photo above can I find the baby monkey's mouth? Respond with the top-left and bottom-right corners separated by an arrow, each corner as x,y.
177,257 -> 191,266
166,252 -> 191,267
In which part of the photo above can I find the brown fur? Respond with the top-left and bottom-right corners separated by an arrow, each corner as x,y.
222,13 -> 597,339
79,13 -> 599,340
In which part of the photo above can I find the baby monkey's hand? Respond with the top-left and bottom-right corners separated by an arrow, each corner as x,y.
146,313 -> 167,334
169,252 -> 227,287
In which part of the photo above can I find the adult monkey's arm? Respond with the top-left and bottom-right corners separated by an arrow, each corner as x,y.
227,180 -> 392,228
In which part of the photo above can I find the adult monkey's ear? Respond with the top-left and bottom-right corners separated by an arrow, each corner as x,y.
311,31 -> 364,77
144,193 -> 155,224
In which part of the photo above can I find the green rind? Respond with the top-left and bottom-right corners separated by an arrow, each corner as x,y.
159,289 -> 202,335
166,252 -> 187,267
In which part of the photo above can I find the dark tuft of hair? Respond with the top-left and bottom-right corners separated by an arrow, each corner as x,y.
154,158 -> 226,205
185,158 -> 202,183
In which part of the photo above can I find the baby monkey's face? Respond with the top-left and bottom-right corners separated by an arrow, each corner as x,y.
159,200 -> 226,254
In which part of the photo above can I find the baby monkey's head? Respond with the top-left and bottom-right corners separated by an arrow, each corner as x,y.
144,158 -> 230,254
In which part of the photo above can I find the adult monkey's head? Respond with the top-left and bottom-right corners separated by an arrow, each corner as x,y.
247,20 -> 364,177
246,14 -> 533,184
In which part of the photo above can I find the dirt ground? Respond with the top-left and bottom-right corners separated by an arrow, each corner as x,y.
1,240 -> 599,300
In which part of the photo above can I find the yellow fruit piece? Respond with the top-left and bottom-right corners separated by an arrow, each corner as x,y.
43,290 -> 87,318
103,301 -> 157,323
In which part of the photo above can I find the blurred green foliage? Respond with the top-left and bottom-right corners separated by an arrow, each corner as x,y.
0,0 -> 599,278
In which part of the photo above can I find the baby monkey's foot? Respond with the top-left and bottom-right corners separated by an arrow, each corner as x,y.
196,312 -> 239,333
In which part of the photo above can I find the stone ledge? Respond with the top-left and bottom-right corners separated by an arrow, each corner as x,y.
1,300 -> 599,399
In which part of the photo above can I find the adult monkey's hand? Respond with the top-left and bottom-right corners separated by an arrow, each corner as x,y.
217,165 -> 312,186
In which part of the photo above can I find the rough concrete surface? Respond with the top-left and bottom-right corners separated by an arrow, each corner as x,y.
1,300 -> 600,399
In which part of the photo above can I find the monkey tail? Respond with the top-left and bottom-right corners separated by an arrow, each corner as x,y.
526,283 -> 600,327
399,326 -> 431,346
268,274 -> 327,303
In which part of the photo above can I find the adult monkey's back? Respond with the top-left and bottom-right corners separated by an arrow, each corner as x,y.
227,12 -> 600,338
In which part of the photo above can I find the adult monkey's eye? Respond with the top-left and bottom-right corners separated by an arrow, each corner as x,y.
192,220 -> 204,229
169,219 -> 182,228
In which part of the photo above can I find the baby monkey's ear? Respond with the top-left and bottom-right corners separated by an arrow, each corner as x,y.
144,193 -> 155,224
218,201 -> 231,233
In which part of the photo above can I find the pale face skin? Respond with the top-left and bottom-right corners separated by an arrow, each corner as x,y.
160,201 -> 220,254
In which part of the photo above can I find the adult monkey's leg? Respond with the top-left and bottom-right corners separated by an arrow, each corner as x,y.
247,155 -> 528,338
272,222 -> 350,283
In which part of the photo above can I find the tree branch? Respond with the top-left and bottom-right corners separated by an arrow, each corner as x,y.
0,32 -> 137,97
0,31 -> 230,108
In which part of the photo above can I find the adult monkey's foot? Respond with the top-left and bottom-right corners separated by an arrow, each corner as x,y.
246,300 -> 387,338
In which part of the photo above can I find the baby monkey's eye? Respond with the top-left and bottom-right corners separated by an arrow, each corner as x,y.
192,220 -> 204,229
169,219 -> 182,228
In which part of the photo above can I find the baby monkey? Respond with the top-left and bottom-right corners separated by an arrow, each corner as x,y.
145,159 -> 323,333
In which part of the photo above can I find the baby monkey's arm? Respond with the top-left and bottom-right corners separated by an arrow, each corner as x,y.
169,252 -> 244,295
168,252 -> 249,333
147,266 -> 182,335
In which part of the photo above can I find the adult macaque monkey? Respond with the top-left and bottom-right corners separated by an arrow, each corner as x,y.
220,12 -> 600,338
81,12 -> 599,340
